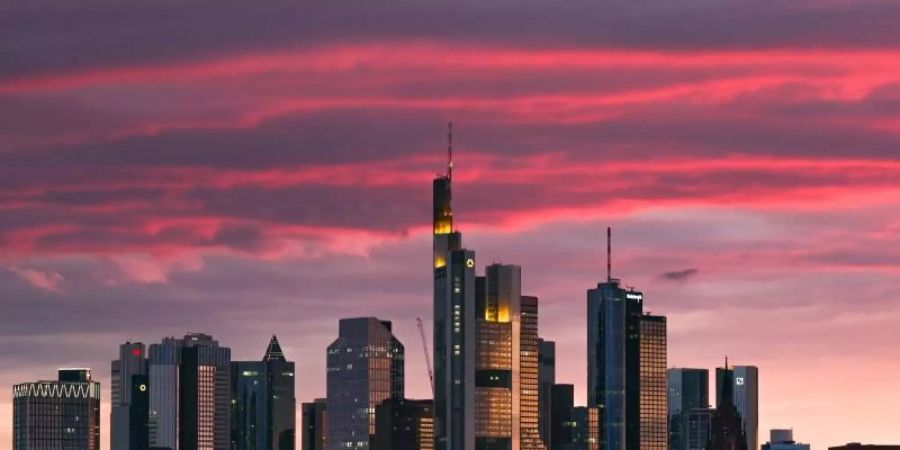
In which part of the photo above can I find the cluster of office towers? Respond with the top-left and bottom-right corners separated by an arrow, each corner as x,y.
12,138 -> 761,450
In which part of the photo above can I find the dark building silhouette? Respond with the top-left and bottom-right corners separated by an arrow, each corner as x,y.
571,406 -> 601,450
374,398 -> 434,450
715,366 -> 758,450
232,335 -> 297,450
548,384 -> 575,450
538,340 -> 556,447
327,317 -> 404,450
13,368 -> 101,450
112,342 -> 149,450
668,369 -> 711,450
179,333 -> 232,450
707,365 -> 747,450
302,399 -> 327,450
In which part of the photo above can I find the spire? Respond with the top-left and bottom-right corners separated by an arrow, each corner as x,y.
607,226 -> 612,282
447,121 -> 453,180
263,335 -> 285,361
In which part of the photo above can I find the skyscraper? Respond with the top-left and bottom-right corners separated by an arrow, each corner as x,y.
148,337 -> 181,449
587,230 -> 645,450
538,340 -> 556,447
667,369 -> 710,450
374,398 -> 435,450
716,366 -> 758,450
709,365 -> 748,450
179,333 -> 232,450
326,317 -> 404,450
112,341 -> 149,450
13,368 -> 101,450
548,384 -> 575,450
639,315 -> 667,450
432,128 -> 547,450
232,335 -> 297,450
433,132 -> 476,450
302,399 -> 328,450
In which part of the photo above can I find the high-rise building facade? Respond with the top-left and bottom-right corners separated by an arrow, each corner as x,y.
588,229 -> 668,450
179,333 -> 232,450
639,315 -> 667,450
538,340 -> 555,447
232,335 -> 297,450
520,296 -> 546,450
374,398 -> 435,450
716,366 -> 758,450
112,341 -> 149,450
13,369 -> 101,450
148,337 -> 181,449
302,399 -> 328,450
667,369 -> 710,450
326,317 -> 404,450
587,278 -> 643,450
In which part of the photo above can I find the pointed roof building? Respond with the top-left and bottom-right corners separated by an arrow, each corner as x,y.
263,335 -> 286,362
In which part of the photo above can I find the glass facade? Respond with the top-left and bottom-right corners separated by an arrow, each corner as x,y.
326,318 -> 404,450
13,369 -> 101,450
302,399 -> 328,450
231,336 -> 296,450
374,398 -> 434,450
639,316 -> 667,450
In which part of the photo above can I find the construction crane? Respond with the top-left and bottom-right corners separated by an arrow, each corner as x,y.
416,317 -> 435,396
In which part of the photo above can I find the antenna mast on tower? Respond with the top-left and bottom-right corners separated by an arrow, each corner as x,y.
607,226 -> 612,282
447,122 -> 453,180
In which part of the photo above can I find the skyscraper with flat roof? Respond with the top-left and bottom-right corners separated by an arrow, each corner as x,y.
179,333 -> 232,450
302,399 -> 328,450
13,368 -> 101,450
639,315 -> 667,450
374,398 -> 434,450
111,341 -> 149,450
148,337 -> 180,449
538,340 -> 556,447
232,335 -> 296,450
668,369 -> 710,450
326,317 -> 404,450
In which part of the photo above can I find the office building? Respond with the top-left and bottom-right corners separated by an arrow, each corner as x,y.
374,398 -> 434,450
538,340 -> 556,447
148,337 -> 181,449
588,228 -> 666,450
639,315 -> 667,450
570,407 -> 601,450
432,129 -> 549,450
112,341 -> 150,450
302,399 -> 328,450
716,366 -> 758,450
179,333 -> 232,450
762,430 -> 810,450
327,317 -> 404,450
433,134 -> 476,450
13,368 -> 101,450
232,335 -> 296,450
709,365 -> 747,450
668,369 -> 710,450
548,384 -> 575,450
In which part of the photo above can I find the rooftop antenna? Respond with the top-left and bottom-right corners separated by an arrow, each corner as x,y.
607,226 -> 612,282
447,122 -> 453,180
725,355 -> 729,369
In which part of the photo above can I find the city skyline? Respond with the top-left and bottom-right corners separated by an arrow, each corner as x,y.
4,1 -> 900,449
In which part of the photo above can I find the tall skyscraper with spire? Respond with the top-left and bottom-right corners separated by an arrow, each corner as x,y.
232,335 -> 297,450
587,228 -> 667,450
434,122 -> 476,450
432,125 -> 547,450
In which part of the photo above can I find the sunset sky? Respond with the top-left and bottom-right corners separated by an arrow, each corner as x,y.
3,1 -> 900,448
